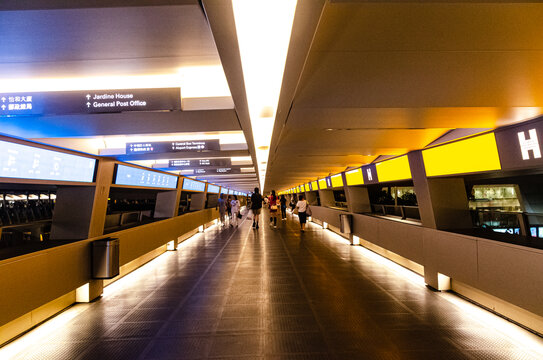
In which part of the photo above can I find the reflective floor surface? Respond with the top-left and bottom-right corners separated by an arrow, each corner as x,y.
2,211 -> 543,359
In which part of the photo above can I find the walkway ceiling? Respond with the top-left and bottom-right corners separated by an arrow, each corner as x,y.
264,0 -> 543,192
0,1 -> 259,192
3,1 -> 543,193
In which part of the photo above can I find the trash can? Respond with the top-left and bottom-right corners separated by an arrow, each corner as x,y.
92,238 -> 120,279
339,213 -> 352,234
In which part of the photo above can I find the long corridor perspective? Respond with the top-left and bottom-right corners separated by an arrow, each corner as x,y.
3,212 -> 543,360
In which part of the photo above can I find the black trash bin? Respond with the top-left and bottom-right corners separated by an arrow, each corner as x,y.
92,237 -> 120,279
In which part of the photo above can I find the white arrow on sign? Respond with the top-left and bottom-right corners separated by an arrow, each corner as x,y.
86,94 -> 91,100
86,102 -> 91,108
1,97 -> 5,102
1,105 -> 5,110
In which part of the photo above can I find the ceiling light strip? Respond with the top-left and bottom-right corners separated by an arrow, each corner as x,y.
232,0 -> 298,190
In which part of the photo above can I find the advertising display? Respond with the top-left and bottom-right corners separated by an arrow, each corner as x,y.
126,139 -> 220,155
181,178 -> 206,192
0,88 -> 181,117
207,184 -> 220,193
0,140 -> 96,182
115,165 -> 178,189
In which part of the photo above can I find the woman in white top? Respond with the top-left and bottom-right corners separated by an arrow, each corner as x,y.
296,194 -> 308,232
230,195 -> 241,227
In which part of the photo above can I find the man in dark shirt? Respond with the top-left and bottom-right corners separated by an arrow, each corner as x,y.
250,187 -> 263,229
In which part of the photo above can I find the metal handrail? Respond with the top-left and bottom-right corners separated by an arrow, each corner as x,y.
371,204 -> 419,220
471,208 -> 543,237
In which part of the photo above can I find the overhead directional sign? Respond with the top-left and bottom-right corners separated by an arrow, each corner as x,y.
191,167 -> 242,175
168,158 -> 231,168
126,140 -> 220,155
0,88 -> 180,117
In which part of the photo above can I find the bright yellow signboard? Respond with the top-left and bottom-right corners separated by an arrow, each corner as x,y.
345,168 -> 364,186
375,155 -> 412,182
422,133 -> 501,177
318,178 -> 327,189
331,174 -> 344,188
304,183 -> 310,192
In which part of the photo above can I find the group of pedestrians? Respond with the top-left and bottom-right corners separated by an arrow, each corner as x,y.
249,187 -> 309,232
217,194 -> 241,227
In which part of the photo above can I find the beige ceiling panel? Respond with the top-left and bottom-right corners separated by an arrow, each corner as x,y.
0,5 -> 219,78
286,107 -> 535,130
314,3 -> 543,52
296,51 -> 543,110
276,128 -> 449,154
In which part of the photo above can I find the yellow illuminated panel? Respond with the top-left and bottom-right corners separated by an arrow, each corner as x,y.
345,168 -> 364,186
331,174 -> 344,188
311,181 -> 318,190
423,133 -> 501,176
376,155 -> 412,182
318,178 -> 327,189
304,183 -> 310,192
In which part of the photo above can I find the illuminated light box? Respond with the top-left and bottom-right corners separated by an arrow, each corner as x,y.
375,155 -> 412,182
207,184 -> 220,193
318,178 -> 327,189
345,168 -> 364,186
115,165 -> 177,188
422,133 -> 501,177
182,178 -> 206,192
311,180 -> 318,190
0,140 -> 96,182
331,174 -> 344,188
304,183 -> 310,192
220,187 -> 229,194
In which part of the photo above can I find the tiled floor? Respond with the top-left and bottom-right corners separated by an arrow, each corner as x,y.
4,212 -> 543,359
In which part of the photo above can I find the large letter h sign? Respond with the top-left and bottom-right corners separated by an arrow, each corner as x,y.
518,129 -> 542,160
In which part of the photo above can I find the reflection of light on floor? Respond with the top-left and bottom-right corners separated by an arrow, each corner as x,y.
0,229 -> 207,358
351,240 -> 426,288
319,223 -> 543,354
317,224 -> 425,288
441,292 -> 543,357
0,303 -> 88,359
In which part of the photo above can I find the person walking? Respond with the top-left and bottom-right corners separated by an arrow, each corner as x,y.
280,194 -> 287,220
290,193 -> 298,212
250,187 -> 263,229
226,195 -> 232,225
268,190 -> 279,228
296,194 -> 308,232
218,194 -> 227,227
230,195 -> 241,227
